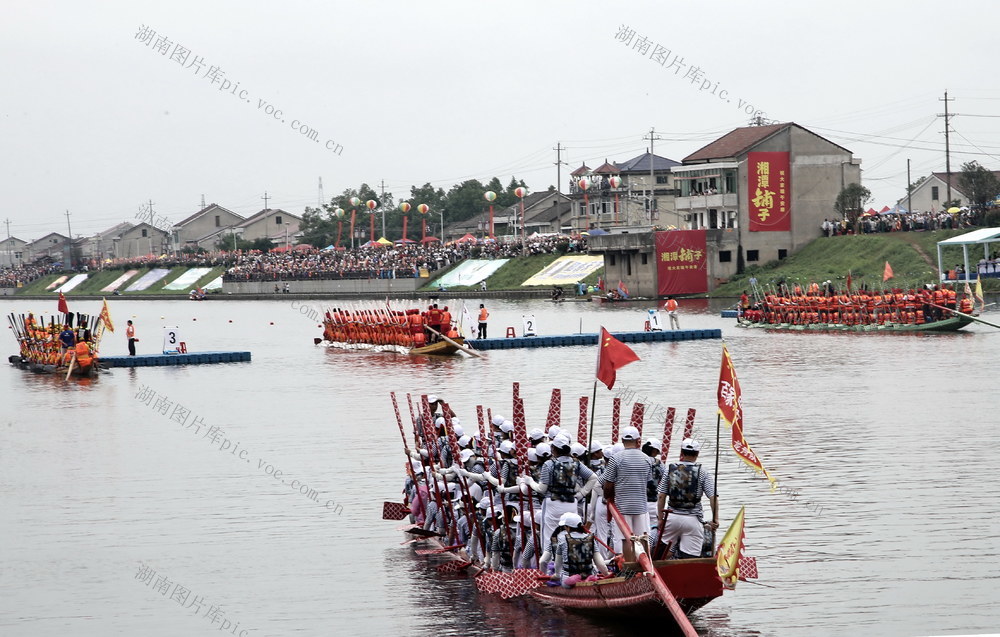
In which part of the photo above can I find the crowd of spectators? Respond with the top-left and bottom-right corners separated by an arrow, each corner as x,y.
822,210 -> 981,237
221,237 -> 586,282
0,261 -> 61,289
3,236 -> 590,287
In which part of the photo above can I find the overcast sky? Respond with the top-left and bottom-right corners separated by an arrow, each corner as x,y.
3,0 -> 999,242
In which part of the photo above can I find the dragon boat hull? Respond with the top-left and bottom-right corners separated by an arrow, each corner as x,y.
736,314 -> 973,333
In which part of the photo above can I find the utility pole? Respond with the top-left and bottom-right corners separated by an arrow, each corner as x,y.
553,142 -> 566,195
201,194 -> 206,209
642,128 -> 663,223
907,158 -> 912,214
938,90 -> 955,205
147,199 -> 155,226
318,177 -> 324,207
261,191 -> 270,211
379,179 -> 387,238
4,218 -> 11,267
64,209 -> 74,269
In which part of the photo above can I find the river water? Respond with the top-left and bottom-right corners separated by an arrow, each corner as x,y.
1,295 -> 998,637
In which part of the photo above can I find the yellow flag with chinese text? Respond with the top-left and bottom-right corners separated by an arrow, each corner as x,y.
716,505 -> 746,589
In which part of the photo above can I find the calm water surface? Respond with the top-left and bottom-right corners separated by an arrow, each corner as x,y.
1,296 -> 998,637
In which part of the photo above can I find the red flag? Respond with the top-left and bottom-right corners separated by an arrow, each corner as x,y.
595,326 -> 640,390
883,261 -> 894,282
57,292 -> 69,314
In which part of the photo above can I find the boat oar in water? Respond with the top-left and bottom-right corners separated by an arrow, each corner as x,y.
382,501 -> 409,520
424,325 -> 484,358
608,503 -> 699,637
928,302 -> 1000,330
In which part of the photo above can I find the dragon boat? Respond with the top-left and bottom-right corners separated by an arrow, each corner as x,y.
736,313 -> 973,333
384,385 -> 755,633
317,304 -> 472,356
7,305 -> 113,378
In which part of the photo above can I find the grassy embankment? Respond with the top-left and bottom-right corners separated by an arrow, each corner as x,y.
711,229 -> 998,296
16,266 -> 226,296
422,253 -> 604,292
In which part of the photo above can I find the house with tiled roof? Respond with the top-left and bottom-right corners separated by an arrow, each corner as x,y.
24,232 -> 71,264
171,203 -> 244,252
567,152 -> 681,232
589,122 -> 862,296
675,121 -> 859,270
1,236 -> 28,267
236,208 -> 303,248
901,170 -> 1000,212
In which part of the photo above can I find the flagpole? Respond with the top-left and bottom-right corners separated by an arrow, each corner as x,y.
584,379 -> 598,525
713,412 -> 720,547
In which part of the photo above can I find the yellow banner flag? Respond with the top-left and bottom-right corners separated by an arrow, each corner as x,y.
975,276 -> 984,312
716,505 -> 746,589
99,298 -> 115,332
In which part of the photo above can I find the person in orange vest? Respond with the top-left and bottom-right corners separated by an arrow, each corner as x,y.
665,296 -> 680,330
477,304 -> 489,339
74,340 -> 92,371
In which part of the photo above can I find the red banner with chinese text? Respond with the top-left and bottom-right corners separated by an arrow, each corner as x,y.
655,230 -> 707,296
747,152 -> 790,232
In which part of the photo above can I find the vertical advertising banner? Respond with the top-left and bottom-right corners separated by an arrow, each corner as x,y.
748,152 -> 790,232
655,230 -> 707,295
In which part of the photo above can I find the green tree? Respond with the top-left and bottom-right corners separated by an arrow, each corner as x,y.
834,183 -> 872,223
297,206 -> 338,248
957,160 -> 1000,209
906,175 -> 926,194
443,179 -> 486,225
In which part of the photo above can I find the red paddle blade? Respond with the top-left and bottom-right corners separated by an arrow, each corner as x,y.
437,560 -> 471,573
415,544 -> 464,555
738,556 -> 759,580
383,501 -> 409,520
476,569 -> 546,598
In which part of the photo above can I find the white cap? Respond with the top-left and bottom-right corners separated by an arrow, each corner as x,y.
410,458 -> 423,471
498,440 -> 515,455
559,511 -> 582,527
536,442 -> 552,457
459,449 -> 475,464
452,417 -> 461,426
499,420 -> 515,433
609,442 -> 624,456
512,513 -> 521,524
492,415 -> 505,426
527,448 -> 538,462
570,442 -> 587,457
621,426 -> 641,441
547,425 -> 562,439
551,435 -> 571,450
453,424 -> 464,437
477,497 -> 492,510
457,434 -> 472,447
435,416 -> 445,426
428,394 -> 439,404
681,438 -> 701,453
644,438 -> 662,451
589,440 -> 604,454
528,428 -> 546,441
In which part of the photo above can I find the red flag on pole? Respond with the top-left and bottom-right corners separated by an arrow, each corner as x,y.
595,326 -> 640,390
883,261 -> 894,282
57,292 -> 69,314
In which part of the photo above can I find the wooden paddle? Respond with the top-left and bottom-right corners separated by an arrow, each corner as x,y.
65,353 -> 76,381
928,302 -> 1000,330
608,503 -> 698,637
424,325 -> 484,358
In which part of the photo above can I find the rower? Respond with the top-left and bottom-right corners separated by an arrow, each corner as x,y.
656,439 -> 718,559
489,504 -> 521,573
585,440 -> 612,559
642,439 -> 665,536
551,512 -> 609,587
523,435 -> 598,550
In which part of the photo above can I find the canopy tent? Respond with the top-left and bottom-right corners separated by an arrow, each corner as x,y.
394,238 -> 416,244
584,228 -> 609,236
420,236 -> 440,244
361,240 -> 386,248
879,205 -> 891,213
453,233 -> 478,244
376,237 -> 393,245
936,227 -> 1000,281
